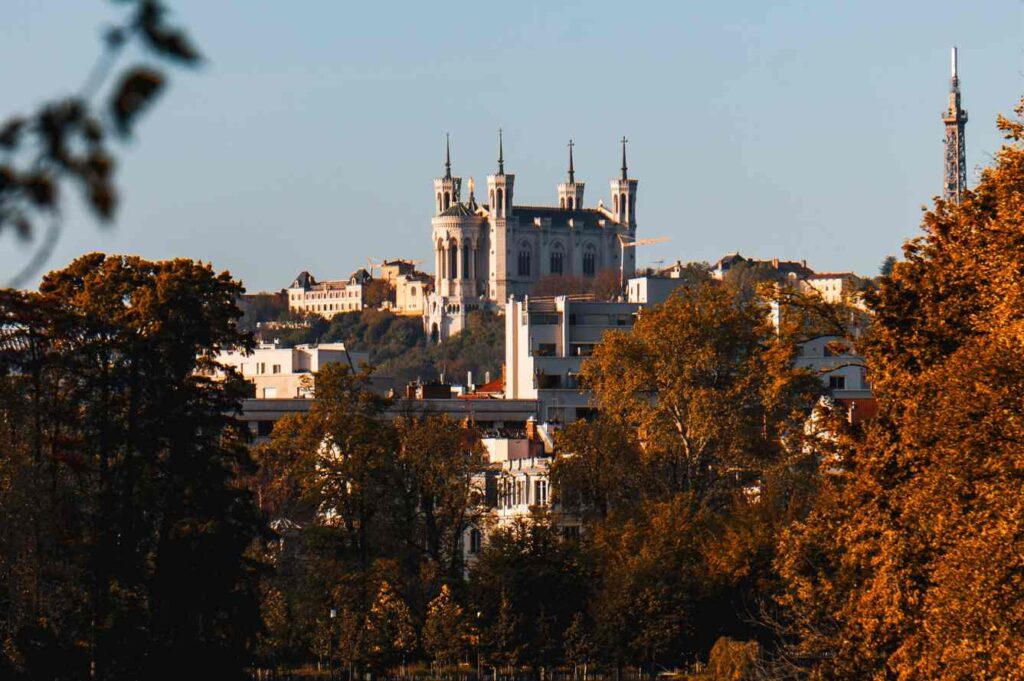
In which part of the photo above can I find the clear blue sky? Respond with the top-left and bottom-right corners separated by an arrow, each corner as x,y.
2,1 -> 1023,291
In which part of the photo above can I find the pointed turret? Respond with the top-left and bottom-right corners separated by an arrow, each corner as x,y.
558,138 -> 585,210
433,133 -> 461,215
620,135 -> 628,180
610,136 -> 638,226
497,128 -> 505,176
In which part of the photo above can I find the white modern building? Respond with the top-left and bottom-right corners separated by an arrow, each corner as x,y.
215,343 -> 369,399
794,335 -> 871,399
505,294 -> 639,423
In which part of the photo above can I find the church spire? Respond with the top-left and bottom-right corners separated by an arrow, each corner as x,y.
620,136 -> 629,180
444,133 -> 452,180
568,139 -> 575,184
497,128 -> 505,175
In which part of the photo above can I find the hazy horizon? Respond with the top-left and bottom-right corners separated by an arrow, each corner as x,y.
2,0 -> 1023,292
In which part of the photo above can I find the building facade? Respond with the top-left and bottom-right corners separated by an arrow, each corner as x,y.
505,294 -> 639,423
286,269 -> 371,318
425,135 -> 639,340
215,343 -> 369,399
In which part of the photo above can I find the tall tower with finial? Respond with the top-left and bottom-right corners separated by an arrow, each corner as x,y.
943,47 -> 968,203
558,139 -> 586,209
433,133 -> 462,215
610,136 -> 638,229
487,129 -> 515,301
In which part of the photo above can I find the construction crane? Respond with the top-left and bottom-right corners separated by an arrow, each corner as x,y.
617,235 -> 670,290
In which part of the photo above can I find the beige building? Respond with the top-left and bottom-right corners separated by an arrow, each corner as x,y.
799,272 -> 862,304
215,343 -> 369,399
394,272 -> 430,316
425,134 -> 639,340
287,269 -> 370,318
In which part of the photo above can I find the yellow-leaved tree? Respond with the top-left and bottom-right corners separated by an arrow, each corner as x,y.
777,99 -> 1024,678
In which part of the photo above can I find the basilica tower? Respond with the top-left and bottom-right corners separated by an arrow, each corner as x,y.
487,130 -> 515,301
557,139 -> 585,209
433,134 -> 462,214
610,136 -> 638,229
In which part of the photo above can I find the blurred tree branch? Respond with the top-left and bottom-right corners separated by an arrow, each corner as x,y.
0,0 -> 202,288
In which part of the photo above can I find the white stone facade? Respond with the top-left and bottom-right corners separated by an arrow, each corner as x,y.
504,295 -> 639,423
286,270 -> 369,319
214,343 -> 369,399
424,138 -> 638,341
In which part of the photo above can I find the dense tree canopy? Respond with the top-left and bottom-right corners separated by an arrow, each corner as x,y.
0,253 -> 263,681
776,99 -> 1024,679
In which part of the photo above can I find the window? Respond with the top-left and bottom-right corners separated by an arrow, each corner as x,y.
563,525 -> 581,541
515,481 -> 523,506
534,479 -> 548,506
535,343 -> 556,357
571,343 -> 595,357
582,246 -> 596,277
469,528 -> 482,554
256,420 -> 274,437
828,375 -> 846,390
272,364 -> 281,374
550,242 -> 564,275
518,244 -> 531,277
262,387 -> 277,398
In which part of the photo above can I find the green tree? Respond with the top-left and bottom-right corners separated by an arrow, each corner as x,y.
878,254 -> 897,277
471,518 -> 588,675
0,253 -> 264,680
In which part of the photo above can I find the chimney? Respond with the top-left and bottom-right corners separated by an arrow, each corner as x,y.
525,415 -> 537,441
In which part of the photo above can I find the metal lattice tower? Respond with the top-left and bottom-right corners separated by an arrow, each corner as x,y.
943,47 -> 968,203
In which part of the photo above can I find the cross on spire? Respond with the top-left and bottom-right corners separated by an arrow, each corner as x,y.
444,133 -> 452,179
567,139 -> 575,184
497,128 -> 505,175
620,136 -> 629,180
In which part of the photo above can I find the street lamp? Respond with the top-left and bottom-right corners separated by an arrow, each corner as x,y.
476,611 -> 483,681
329,608 -> 337,681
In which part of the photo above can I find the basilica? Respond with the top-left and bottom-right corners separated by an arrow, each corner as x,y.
425,134 -> 639,340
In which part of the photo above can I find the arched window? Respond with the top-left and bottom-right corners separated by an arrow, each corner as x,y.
550,242 -> 564,275
560,197 -> 566,209
496,188 -> 504,217
436,192 -> 442,213
462,244 -> 471,279
613,194 -> 619,213
444,192 -> 451,210
490,190 -> 495,207
567,197 -> 574,210
517,243 -> 531,277
449,243 -> 458,279
620,193 -> 626,217
583,244 -> 596,277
